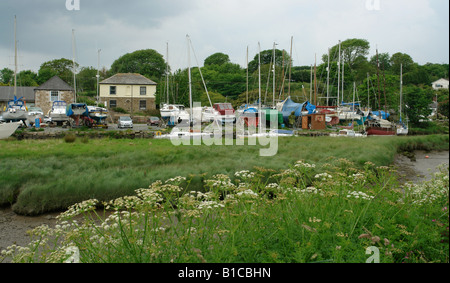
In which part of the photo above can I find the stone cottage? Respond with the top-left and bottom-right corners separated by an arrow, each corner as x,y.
34,76 -> 75,115
99,73 -> 157,114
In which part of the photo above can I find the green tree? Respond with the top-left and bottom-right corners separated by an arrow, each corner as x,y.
0,68 -> 14,85
204,53 -> 230,66
16,70 -> 38,86
38,58 -> 77,85
404,85 -> 433,125
109,49 -> 167,83
390,52 -> 414,75
323,39 -> 370,70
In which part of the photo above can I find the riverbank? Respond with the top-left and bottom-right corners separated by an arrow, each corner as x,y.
1,150 -> 448,260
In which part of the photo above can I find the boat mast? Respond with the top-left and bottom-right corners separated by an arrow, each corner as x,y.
246,46 -> 249,108
288,36 -> 293,99
72,29 -> 77,103
337,40 -> 341,107
187,35 -> 193,124
399,63 -> 403,122
314,53 -> 317,105
96,49 -> 101,105
258,42 -> 261,129
14,15 -> 17,97
273,42 -> 276,108
166,42 -> 170,104
326,47 -> 330,106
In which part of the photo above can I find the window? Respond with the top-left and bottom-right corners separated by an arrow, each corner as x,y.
140,86 -> 147,95
110,86 -> 116,95
109,100 -> 117,108
139,100 -> 147,110
50,91 -> 59,102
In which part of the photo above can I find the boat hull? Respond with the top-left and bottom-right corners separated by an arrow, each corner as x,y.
0,122 -> 21,139
2,110 -> 27,122
366,127 -> 396,136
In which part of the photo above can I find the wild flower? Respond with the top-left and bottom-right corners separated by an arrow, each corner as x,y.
57,199 -> 99,220
165,176 -> 186,185
294,160 -> 316,169
314,173 -> 332,181
345,190 -> 374,201
234,170 -> 256,180
236,189 -> 259,199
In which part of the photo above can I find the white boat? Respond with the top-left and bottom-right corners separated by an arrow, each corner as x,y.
27,106 -> 44,126
2,97 -> 28,123
236,129 -> 294,138
330,129 -> 367,137
48,101 -> 69,125
87,106 -> 108,119
160,104 -> 189,126
0,121 -> 21,139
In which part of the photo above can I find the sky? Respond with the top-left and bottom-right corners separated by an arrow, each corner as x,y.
0,0 -> 449,74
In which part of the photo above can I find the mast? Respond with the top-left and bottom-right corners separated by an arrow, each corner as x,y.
246,46 -> 249,108
273,42 -> 276,108
288,36 -> 293,99
72,29 -> 77,103
96,49 -> 101,105
337,40 -> 341,107
326,48 -> 330,106
258,42 -> 261,129
399,63 -> 403,122
14,15 -> 17,97
166,42 -> 170,104
187,35 -> 193,124
376,48 -> 381,110
314,53 -> 317,105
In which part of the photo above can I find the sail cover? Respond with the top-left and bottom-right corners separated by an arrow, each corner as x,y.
280,98 -> 315,124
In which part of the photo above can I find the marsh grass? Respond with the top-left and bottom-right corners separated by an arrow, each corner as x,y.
1,158 -> 448,263
0,135 -> 448,215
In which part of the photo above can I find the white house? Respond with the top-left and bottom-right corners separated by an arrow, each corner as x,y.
99,73 -> 157,113
431,78 -> 449,90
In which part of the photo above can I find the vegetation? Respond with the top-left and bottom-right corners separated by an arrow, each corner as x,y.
0,135 -> 448,216
1,147 -> 448,263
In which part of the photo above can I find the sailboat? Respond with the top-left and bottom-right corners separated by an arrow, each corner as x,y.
159,42 -> 190,126
156,35 -> 215,140
365,48 -> 396,136
396,64 -> 408,135
2,16 -> 28,124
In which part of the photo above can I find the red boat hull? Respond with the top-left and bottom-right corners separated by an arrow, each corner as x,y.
366,127 -> 396,136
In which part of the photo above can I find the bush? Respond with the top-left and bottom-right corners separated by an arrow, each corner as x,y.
63,134 -> 77,143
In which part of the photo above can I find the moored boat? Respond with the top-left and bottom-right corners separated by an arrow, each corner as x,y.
0,121 -> 21,139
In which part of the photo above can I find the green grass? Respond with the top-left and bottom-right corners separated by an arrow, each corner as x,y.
1,155 -> 448,263
0,134 -> 448,215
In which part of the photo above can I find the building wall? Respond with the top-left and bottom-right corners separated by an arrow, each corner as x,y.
99,84 -> 157,112
100,96 -> 156,114
35,90 -> 74,115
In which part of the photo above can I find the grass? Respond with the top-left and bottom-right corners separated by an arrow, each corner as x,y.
0,134 -> 448,216
1,156 -> 448,263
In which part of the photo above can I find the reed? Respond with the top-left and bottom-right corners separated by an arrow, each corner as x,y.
0,135 -> 448,215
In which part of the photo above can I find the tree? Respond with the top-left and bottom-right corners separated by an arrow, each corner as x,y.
248,49 -> 292,74
109,49 -> 167,83
204,53 -> 230,66
323,39 -> 370,70
38,58 -> 77,85
390,52 -> 414,75
0,68 -> 14,85
404,85 -> 433,125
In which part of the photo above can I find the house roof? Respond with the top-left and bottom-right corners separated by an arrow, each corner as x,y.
432,78 -> 449,84
100,73 -> 157,85
0,86 -> 35,102
35,76 -> 74,91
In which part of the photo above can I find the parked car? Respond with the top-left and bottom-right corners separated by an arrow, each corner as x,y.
147,116 -> 161,126
118,116 -> 133,129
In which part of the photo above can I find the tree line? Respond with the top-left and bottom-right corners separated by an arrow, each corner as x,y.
1,38 -> 448,124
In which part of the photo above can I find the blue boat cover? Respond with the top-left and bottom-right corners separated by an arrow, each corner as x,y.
370,110 -> 390,120
281,98 -> 315,123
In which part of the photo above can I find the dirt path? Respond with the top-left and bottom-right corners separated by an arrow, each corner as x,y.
1,150 -> 448,262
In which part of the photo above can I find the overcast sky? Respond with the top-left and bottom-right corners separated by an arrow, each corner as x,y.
0,0 -> 448,74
